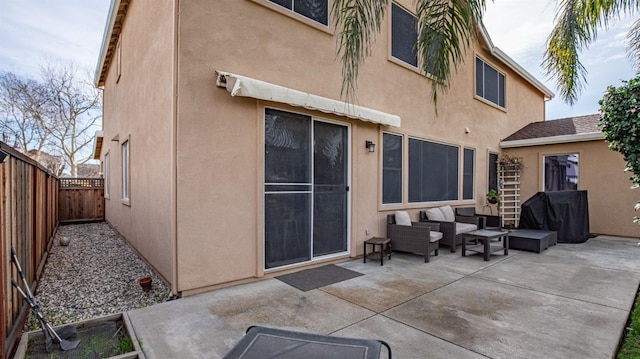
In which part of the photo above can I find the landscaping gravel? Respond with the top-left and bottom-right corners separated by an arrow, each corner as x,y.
24,222 -> 172,330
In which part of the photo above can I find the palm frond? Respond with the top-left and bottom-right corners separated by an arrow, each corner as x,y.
416,0 -> 486,106
545,0 -> 640,104
332,0 -> 389,102
627,18 -> 640,69
544,0 -> 590,105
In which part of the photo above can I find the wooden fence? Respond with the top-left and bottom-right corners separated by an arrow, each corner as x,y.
58,178 -> 104,222
1,143 -> 59,359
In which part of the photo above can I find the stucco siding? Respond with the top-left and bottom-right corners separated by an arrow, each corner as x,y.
97,0 -> 555,294
170,0 -> 549,292
505,141 -> 638,238
100,0 -> 175,282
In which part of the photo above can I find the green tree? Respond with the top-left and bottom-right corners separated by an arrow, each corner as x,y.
332,0 -> 486,104
598,75 -> 640,224
0,63 -> 101,177
544,0 -> 640,105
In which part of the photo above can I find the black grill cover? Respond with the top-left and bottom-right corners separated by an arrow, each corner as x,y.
519,190 -> 590,243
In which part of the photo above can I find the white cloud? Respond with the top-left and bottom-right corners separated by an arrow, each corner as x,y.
0,0 -> 110,77
484,1 -> 636,120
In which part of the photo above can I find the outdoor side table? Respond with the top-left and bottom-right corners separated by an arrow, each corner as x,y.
364,237 -> 391,266
461,229 -> 509,261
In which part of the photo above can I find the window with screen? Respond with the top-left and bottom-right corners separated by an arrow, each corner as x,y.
476,57 -> 505,108
268,0 -> 328,26
383,133 -> 403,204
408,138 -> 459,202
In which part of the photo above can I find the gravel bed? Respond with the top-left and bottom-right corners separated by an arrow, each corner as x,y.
25,222 -> 172,330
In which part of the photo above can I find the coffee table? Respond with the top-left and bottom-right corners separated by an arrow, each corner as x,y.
461,229 -> 509,261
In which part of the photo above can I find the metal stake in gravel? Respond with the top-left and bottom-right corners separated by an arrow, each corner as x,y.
10,245 -> 80,351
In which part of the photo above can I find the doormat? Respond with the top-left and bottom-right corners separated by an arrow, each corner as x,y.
276,264 -> 363,292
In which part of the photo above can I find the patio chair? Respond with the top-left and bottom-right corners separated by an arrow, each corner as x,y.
387,213 -> 442,263
455,207 -> 502,229
419,206 -> 480,252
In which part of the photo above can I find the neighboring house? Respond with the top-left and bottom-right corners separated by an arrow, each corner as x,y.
501,114 -> 639,238
76,163 -> 101,178
92,0 -> 553,296
26,149 -> 65,177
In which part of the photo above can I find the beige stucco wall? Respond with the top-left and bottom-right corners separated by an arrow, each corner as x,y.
100,0 -> 176,285
504,141 -> 639,238
171,0 -> 549,294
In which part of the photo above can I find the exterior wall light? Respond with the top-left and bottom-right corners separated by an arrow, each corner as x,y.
365,141 -> 376,153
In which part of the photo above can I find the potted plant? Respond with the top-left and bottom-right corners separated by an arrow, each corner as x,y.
486,189 -> 500,204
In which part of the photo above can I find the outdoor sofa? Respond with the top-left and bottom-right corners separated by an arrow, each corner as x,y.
419,206 -> 480,252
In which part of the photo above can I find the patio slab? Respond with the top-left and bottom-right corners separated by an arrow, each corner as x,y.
384,277 -> 628,359
473,248 -> 640,310
126,236 -> 640,358
321,254 -> 464,313
334,315 -> 487,359
544,236 -> 640,272
128,279 -> 375,358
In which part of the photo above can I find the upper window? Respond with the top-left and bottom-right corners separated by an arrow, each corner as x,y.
476,57 -> 505,108
122,139 -> 130,203
463,148 -> 475,200
383,133 -> 403,204
408,138 -> 459,202
544,154 -> 579,191
269,0 -> 328,26
391,3 -> 418,68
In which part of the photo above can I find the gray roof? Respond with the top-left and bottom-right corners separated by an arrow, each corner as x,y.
502,114 -> 601,142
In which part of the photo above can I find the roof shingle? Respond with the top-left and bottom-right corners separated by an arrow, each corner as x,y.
502,114 -> 601,142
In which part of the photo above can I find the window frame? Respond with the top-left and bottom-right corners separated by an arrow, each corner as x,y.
104,151 -> 110,199
462,147 -> 475,201
390,2 -> 419,69
475,55 -> 506,110
408,137 -> 460,203
121,137 -> 130,205
542,153 -> 580,191
382,132 -> 403,205
251,0 -> 332,33
488,151 -> 499,193
116,35 -> 122,83
389,2 -> 440,79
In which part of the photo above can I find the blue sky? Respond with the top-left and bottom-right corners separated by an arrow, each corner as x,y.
0,0 -> 110,78
0,1 -> 636,121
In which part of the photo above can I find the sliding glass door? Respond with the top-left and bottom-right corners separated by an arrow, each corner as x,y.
264,109 -> 349,269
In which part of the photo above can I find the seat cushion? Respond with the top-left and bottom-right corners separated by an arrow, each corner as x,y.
430,231 -> 443,242
455,222 -> 477,234
425,208 -> 446,221
394,211 -> 412,226
440,205 -> 456,222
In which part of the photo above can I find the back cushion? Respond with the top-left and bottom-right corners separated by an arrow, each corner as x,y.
394,211 -> 412,226
425,208 -> 445,221
440,205 -> 455,222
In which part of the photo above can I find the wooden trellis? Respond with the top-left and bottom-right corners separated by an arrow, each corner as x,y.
499,162 -> 522,228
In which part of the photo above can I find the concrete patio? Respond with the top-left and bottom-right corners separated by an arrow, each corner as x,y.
127,235 -> 640,358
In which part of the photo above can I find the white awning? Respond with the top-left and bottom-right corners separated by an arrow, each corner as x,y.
215,71 -> 401,127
